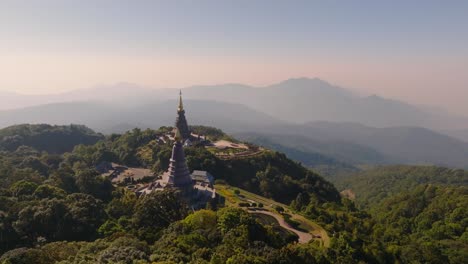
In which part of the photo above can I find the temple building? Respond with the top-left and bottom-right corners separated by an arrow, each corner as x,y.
160,130 -> 193,189
137,131 -> 216,207
191,170 -> 214,187
136,92 -> 217,208
175,90 -> 191,141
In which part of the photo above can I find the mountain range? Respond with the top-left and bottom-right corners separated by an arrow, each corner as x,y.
0,100 -> 281,134
1,77 -> 468,169
235,121 -> 468,170
3,78 -> 468,132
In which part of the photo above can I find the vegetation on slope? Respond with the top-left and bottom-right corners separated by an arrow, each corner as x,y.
233,133 -> 360,177
0,124 -> 103,154
331,165 -> 468,263
0,126 -> 345,260
0,140 -> 367,263
1,125 -> 466,263
334,165 -> 468,208
68,127 -> 341,205
371,185 -> 468,263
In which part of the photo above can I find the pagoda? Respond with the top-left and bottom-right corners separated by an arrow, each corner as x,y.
161,129 -> 193,188
175,90 -> 191,141
135,92 -> 217,207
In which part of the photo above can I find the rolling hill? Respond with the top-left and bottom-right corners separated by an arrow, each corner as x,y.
0,124 -> 103,153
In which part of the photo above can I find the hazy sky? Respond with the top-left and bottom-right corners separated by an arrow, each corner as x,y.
0,0 -> 467,115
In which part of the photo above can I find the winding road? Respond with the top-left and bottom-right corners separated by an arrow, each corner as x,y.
248,210 -> 313,244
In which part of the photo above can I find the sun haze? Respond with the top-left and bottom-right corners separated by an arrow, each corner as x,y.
0,0 -> 467,115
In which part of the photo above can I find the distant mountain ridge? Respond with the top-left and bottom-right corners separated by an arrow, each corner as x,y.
239,121 -> 468,169
0,100 -> 283,134
2,77 -> 468,131
2,77 -> 468,169
1,99 -> 468,169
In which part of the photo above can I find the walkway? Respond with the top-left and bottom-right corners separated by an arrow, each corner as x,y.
248,210 -> 313,244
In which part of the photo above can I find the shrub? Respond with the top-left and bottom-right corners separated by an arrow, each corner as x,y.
275,205 -> 285,213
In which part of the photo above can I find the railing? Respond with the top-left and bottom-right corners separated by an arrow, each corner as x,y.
215,150 -> 265,160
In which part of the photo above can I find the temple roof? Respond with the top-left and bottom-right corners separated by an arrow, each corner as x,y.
162,140 -> 193,188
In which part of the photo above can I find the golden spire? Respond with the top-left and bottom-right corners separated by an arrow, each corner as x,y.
174,127 -> 182,142
178,90 -> 184,112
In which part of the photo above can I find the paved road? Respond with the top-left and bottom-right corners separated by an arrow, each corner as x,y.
248,210 -> 313,244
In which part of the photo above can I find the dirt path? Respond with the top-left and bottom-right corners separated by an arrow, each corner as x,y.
248,210 -> 313,244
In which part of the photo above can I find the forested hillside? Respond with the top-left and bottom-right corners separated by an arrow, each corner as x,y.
334,165 -> 468,208
1,125 -> 387,263
68,126 -> 340,204
370,185 -> 467,263
0,124 -> 103,153
331,165 -> 468,263
0,125 -> 466,263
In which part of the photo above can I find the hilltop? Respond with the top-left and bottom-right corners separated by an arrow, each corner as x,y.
0,124 -> 103,153
68,126 -> 341,204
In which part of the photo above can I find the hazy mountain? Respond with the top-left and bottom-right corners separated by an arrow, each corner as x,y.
242,121 -> 468,169
234,132 -> 388,166
440,129 -> 468,143
2,77 -> 468,169
0,100 -> 283,134
233,132 -> 366,177
1,96 -> 468,168
2,78 -> 467,130
0,83 -> 164,110
300,122 -> 468,168
179,78 -> 468,130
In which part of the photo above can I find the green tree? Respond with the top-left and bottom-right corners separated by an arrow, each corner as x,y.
133,190 -> 188,242
9,180 -> 38,197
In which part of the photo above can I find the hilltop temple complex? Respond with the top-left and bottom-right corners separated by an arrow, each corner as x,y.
137,92 -> 216,208
101,90 -> 263,198
102,90 -> 263,207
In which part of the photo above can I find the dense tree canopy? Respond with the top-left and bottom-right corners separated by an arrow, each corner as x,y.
0,125 -> 466,263
333,165 -> 468,208
0,124 -> 103,154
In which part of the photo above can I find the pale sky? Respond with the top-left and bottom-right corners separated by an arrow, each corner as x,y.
0,0 -> 467,115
